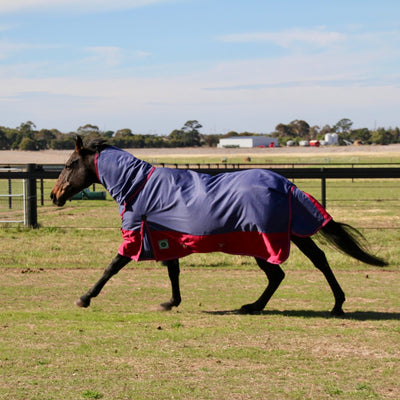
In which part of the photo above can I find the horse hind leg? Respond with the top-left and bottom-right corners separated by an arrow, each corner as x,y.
158,259 -> 182,311
291,235 -> 346,316
240,258 -> 285,314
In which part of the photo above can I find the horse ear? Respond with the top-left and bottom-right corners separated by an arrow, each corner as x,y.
75,135 -> 84,153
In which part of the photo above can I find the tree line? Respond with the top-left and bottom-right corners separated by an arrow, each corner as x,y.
0,118 -> 399,151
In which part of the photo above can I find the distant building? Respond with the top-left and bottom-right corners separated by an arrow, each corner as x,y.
324,133 -> 339,145
218,136 -> 278,148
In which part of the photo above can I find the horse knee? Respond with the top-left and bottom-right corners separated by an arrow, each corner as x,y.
312,249 -> 330,272
256,259 -> 285,283
274,267 -> 285,282
267,267 -> 285,286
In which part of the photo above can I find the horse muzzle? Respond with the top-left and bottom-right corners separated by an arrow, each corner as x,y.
50,187 -> 67,207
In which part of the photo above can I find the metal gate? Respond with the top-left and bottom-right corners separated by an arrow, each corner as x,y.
0,168 -> 26,224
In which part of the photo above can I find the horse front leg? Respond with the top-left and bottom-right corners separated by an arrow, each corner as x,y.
158,259 -> 181,311
240,258 -> 285,313
75,254 -> 131,308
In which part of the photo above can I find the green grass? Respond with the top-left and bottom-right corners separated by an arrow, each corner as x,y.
0,152 -> 399,399
0,267 -> 399,400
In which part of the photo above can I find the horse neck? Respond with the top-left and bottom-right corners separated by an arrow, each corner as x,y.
86,152 -> 101,185
96,147 -> 154,205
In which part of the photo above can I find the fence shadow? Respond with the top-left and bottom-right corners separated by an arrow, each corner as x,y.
203,309 -> 400,321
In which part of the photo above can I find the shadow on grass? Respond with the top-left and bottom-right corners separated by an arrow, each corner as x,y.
203,309 -> 400,321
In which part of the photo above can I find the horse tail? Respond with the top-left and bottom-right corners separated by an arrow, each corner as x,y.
319,220 -> 388,267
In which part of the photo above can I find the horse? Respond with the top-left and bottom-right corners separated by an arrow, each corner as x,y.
51,136 -> 387,316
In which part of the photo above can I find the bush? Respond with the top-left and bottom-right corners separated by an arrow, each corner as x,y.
19,137 -> 37,151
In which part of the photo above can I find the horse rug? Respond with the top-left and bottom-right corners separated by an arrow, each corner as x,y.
95,146 -> 332,264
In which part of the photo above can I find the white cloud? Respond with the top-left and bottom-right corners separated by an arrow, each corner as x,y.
1,49 -> 399,134
0,18 -> 399,133
0,0 -> 171,14
210,26 -> 400,92
84,46 -> 151,68
84,46 -> 126,68
0,40 -> 66,61
217,28 -> 346,48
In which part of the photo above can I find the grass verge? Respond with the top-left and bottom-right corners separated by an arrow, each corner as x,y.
0,267 -> 399,400
1,153 -> 399,399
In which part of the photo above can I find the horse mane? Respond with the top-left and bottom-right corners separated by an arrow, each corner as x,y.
85,137 -> 109,153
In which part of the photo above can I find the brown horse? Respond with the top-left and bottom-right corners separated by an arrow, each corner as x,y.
51,136 -> 387,315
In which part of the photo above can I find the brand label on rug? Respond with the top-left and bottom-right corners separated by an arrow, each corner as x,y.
158,239 -> 169,250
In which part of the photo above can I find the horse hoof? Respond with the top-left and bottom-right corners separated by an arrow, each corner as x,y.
330,307 -> 345,317
158,302 -> 173,311
75,297 -> 90,308
239,304 -> 260,314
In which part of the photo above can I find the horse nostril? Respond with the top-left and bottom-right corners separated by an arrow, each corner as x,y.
50,191 -> 59,204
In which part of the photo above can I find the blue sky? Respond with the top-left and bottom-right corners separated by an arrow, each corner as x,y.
1,0 -> 400,135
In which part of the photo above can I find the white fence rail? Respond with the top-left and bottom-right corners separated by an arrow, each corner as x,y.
0,168 -> 26,224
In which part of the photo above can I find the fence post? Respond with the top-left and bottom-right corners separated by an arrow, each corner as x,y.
8,178 -> 12,209
40,178 -> 44,206
26,164 -> 38,228
321,171 -> 326,209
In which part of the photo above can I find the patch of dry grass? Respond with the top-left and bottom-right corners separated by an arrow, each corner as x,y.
1,151 -> 399,399
0,267 -> 399,400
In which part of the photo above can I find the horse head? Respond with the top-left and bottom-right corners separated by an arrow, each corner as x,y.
51,136 -> 100,206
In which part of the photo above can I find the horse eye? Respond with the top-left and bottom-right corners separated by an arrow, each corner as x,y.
66,159 -> 78,169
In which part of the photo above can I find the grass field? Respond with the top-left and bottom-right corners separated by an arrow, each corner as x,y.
0,152 -> 399,399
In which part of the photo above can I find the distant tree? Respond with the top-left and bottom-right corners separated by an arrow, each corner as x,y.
50,129 -> 64,140
129,135 -> 145,148
203,134 -> 220,147
391,127 -> 400,143
309,125 -> 320,140
182,120 -> 202,146
0,128 -> 7,149
2,118 -> 400,149
77,124 -> 100,136
168,129 -> 184,147
8,121 -> 38,149
19,137 -> 37,151
184,130 -> 201,146
333,118 -> 353,133
18,121 -> 36,139
382,127 -> 400,143
370,128 -> 393,145
319,124 -> 333,136
238,131 -> 257,136
103,130 -> 114,138
143,135 -> 164,148
350,128 -> 371,143
112,134 -> 147,148
222,131 -> 239,138
168,120 -> 202,147
289,120 -> 310,138
115,128 -> 133,137
275,123 -> 295,137
6,128 -> 22,149
50,135 -> 75,149
111,137 -> 127,148
35,129 -> 56,149
277,136 -> 301,147
182,120 -> 202,133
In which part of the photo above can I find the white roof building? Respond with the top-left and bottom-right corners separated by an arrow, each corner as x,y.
218,136 -> 278,148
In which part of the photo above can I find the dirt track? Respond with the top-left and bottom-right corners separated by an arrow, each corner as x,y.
1,144 -> 400,164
